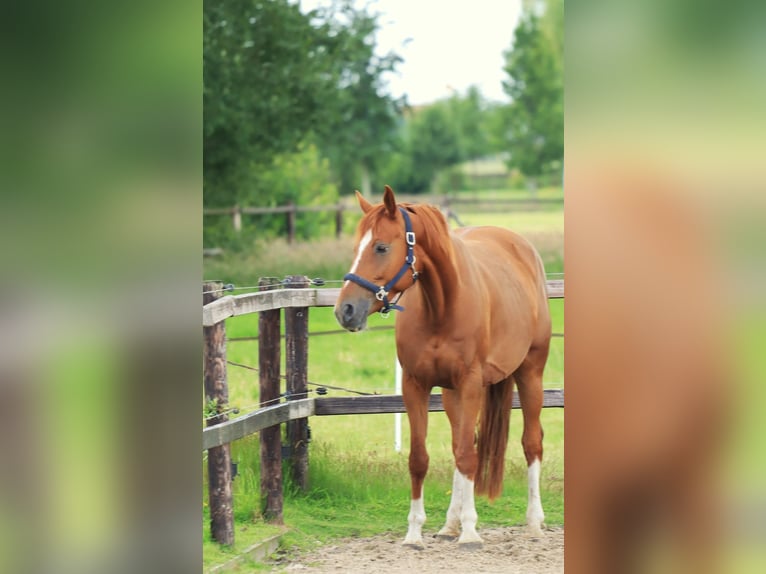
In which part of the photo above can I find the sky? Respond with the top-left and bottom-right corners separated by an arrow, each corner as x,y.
300,0 -> 524,106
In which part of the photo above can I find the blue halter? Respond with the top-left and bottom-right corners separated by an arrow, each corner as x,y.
344,207 -> 419,315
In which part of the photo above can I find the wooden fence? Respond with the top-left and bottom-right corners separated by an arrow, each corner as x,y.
202,277 -> 565,545
204,202 -> 347,243
203,195 -> 563,243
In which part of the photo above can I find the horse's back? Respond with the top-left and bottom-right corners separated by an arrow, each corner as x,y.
454,225 -> 547,302
453,225 -> 551,377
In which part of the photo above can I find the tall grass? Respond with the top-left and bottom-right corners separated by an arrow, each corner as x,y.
204,206 -> 563,288
203,203 -> 564,568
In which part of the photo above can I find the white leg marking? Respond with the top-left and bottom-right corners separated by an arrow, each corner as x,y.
403,494 -> 426,547
343,229 -> 372,287
526,458 -> 545,536
437,469 -> 463,539
456,473 -> 483,546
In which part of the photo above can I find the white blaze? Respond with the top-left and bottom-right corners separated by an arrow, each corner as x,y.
344,229 -> 372,287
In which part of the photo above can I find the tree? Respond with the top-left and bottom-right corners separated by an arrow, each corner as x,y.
204,0 -> 331,205
314,2 -> 405,197
378,88 -> 502,195
407,104 -> 463,193
204,0 -> 404,207
447,86 -> 493,161
501,3 -> 563,186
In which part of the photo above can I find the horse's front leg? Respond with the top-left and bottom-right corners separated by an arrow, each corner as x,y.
437,388 -> 462,540
402,374 -> 430,548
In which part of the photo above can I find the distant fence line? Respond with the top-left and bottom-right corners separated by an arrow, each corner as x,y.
203,195 -> 563,244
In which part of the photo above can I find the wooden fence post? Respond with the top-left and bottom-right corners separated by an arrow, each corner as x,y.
203,281 -> 234,546
335,204 -> 344,239
284,275 -> 310,491
286,202 -> 296,244
258,277 -> 284,523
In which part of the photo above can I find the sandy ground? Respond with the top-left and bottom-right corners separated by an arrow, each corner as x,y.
271,525 -> 564,573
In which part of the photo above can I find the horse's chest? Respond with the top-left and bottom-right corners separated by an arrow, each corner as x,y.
399,341 -> 466,388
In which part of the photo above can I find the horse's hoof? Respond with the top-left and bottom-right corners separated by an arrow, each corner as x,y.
458,541 -> 483,551
525,524 -> 546,538
402,540 -> 425,551
435,527 -> 459,541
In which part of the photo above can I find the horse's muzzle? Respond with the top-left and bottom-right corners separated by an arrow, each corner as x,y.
334,296 -> 371,332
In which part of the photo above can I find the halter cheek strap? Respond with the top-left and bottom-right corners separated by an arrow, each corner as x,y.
343,207 -> 419,314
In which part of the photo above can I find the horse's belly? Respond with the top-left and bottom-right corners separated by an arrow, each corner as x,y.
403,343 -> 526,389
482,347 -> 528,385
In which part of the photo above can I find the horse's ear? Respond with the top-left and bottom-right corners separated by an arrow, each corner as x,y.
383,185 -> 397,219
355,190 -> 373,214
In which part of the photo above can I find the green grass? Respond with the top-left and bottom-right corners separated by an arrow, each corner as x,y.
202,517 -> 284,572
203,200 -> 564,570
457,209 -> 564,234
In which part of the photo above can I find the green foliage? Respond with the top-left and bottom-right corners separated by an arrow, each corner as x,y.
204,0 -> 404,211
447,86 -> 497,160
378,88 -> 507,195
204,0 -> 334,205
204,398 -> 220,420
501,3 -> 564,181
259,143 -> 339,239
203,144 -> 339,249
314,3 -> 405,196
383,103 -> 461,194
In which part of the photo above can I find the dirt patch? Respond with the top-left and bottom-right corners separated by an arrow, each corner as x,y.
272,525 -> 563,573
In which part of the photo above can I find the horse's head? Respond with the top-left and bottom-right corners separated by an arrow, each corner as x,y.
334,185 -> 419,332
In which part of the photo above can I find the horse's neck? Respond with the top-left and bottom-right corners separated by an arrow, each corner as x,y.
414,237 -> 460,325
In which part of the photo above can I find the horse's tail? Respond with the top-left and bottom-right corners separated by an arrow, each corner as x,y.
475,376 -> 515,500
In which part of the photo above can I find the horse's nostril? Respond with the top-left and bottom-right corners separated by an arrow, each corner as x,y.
342,303 -> 355,322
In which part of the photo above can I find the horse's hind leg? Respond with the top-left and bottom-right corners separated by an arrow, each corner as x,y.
402,374 -> 430,548
514,343 -> 549,536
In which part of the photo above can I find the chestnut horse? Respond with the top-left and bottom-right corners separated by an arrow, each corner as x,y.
335,186 -> 551,548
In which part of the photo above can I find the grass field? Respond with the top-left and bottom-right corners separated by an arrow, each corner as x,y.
203,198 -> 564,570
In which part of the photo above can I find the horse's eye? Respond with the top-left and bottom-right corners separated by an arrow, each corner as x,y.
374,243 -> 390,254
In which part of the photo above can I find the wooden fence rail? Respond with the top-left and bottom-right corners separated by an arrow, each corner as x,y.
204,202 -> 348,243
202,276 -> 565,544
202,390 -> 565,451
203,280 -> 563,327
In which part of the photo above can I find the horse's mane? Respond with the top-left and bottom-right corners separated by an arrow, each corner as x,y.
400,202 -> 458,317
400,202 -> 455,270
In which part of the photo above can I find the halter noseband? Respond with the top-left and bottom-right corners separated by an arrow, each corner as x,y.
343,207 -> 419,315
